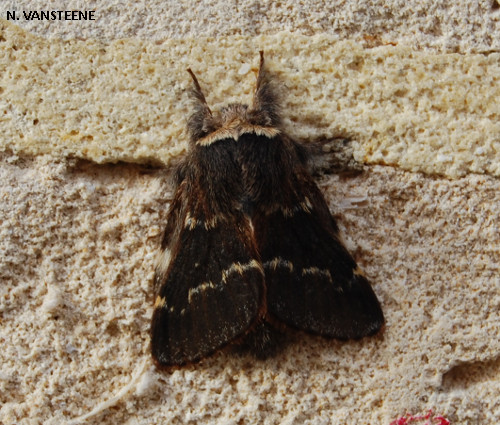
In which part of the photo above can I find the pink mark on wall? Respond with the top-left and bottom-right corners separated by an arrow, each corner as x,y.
390,410 -> 450,425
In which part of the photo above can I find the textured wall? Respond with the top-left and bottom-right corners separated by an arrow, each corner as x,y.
0,1 -> 499,424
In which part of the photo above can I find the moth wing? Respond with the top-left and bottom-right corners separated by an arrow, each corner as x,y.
152,209 -> 265,367
257,181 -> 383,338
246,136 -> 384,339
152,136 -> 267,366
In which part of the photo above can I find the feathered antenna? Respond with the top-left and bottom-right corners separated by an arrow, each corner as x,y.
187,68 -> 212,116
186,68 -> 215,140
251,51 -> 281,127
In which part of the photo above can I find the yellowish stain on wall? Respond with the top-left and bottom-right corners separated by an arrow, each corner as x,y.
1,20 -> 498,177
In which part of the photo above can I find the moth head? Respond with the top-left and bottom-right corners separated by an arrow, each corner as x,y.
186,52 -> 281,145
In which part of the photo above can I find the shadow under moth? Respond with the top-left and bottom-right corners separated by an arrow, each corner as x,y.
151,52 -> 384,367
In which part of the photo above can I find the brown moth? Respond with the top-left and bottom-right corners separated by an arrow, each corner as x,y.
151,53 -> 384,367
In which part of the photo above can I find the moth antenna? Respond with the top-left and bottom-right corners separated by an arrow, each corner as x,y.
186,68 -> 216,141
187,68 -> 212,116
251,51 -> 281,127
255,50 -> 265,92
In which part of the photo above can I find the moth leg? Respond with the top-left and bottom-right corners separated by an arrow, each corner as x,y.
304,137 -> 365,177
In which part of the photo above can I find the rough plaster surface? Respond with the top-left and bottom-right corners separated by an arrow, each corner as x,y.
1,21 -> 499,177
0,1 -> 499,424
3,0 -> 500,53
1,152 -> 499,424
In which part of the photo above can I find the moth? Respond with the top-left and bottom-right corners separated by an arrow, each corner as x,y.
151,52 -> 384,367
